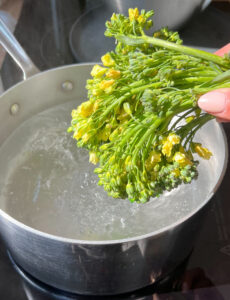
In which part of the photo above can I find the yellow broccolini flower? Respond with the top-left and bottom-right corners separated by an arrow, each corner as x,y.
99,79 -> 115,91
82,133 -> 91,143
91,65 -> 107,78
72,119 -> 90,140
93,99 -> 101,112
145,150 -> 161,171
172,168 -> 180,177
73,126 -> 86,140
193,143 -> 212,160
73,129 -> 84,140
98,127 -> 111,141
106,69 -> 121,79
101,53 -> 115,67
168,133 -> 181,144
137,15 -> 145,24
128,8 -> 139,21
92,87 -> 102,96
162,133 -> 180,157
77,101 -> 94,118
162,140 -> 172,157
149,151 -> 161,163
89,151 -> 99,165
173,152 -> 192,167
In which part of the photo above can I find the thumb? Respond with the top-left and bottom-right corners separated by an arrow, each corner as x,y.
198,43 -> 230,122
198,88 -> 230,122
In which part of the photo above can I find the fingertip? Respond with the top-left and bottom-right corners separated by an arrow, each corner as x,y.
214,43 -> 230,57
198,89 -> 230,121
198,91 -> 227,113
216,117 -> 230,123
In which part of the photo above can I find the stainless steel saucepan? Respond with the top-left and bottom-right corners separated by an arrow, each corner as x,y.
0,18 -> 227,295
101,0 -> 211,31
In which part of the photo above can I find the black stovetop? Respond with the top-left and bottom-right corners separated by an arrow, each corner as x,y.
0,1 -> 230,299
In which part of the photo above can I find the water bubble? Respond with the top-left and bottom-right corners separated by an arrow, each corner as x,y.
0,100 -> 214,241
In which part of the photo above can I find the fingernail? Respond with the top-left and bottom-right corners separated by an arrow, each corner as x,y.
198,91 -> 227,113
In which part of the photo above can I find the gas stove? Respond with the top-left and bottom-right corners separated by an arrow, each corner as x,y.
0,1 -> 230,299
0,243 -> 229,300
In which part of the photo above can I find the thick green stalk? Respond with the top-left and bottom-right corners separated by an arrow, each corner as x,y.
116,34 -> 229,67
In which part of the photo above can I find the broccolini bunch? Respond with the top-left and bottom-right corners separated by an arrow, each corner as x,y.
68,8 -> 230,203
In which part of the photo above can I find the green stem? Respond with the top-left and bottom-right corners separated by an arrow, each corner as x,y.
212,70 -> 230,83
183,115 -> 214,148
100,92 -> 131,120
119,123 -> 144,148
132,118 -> 163,163
194,83 -> 230,94
99,81 -> 167,121
175,77 -> 214,85
131,82 -> 163,94
157,102 -> 195,133
116,34 -> 228,67
129,128 -> 146,153
178,113 -> 214,139
170,108 -> 196,130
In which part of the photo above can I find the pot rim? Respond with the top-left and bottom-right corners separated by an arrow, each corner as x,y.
0,63 -> 228,245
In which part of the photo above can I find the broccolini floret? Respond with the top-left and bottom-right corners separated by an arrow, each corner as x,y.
68,8 -> 230,203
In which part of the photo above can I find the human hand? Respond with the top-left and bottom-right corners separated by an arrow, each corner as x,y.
198,43 -> 230,122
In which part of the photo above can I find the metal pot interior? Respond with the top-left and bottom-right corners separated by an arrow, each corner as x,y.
0,64 -> 227,242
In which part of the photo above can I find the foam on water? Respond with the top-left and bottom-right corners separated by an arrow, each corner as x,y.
0,100 -> 215,241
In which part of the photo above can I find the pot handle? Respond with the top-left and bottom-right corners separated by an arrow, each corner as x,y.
0,17 -> 40,80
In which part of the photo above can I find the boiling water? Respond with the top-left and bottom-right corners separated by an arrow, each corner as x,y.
0,100 -> 214,240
